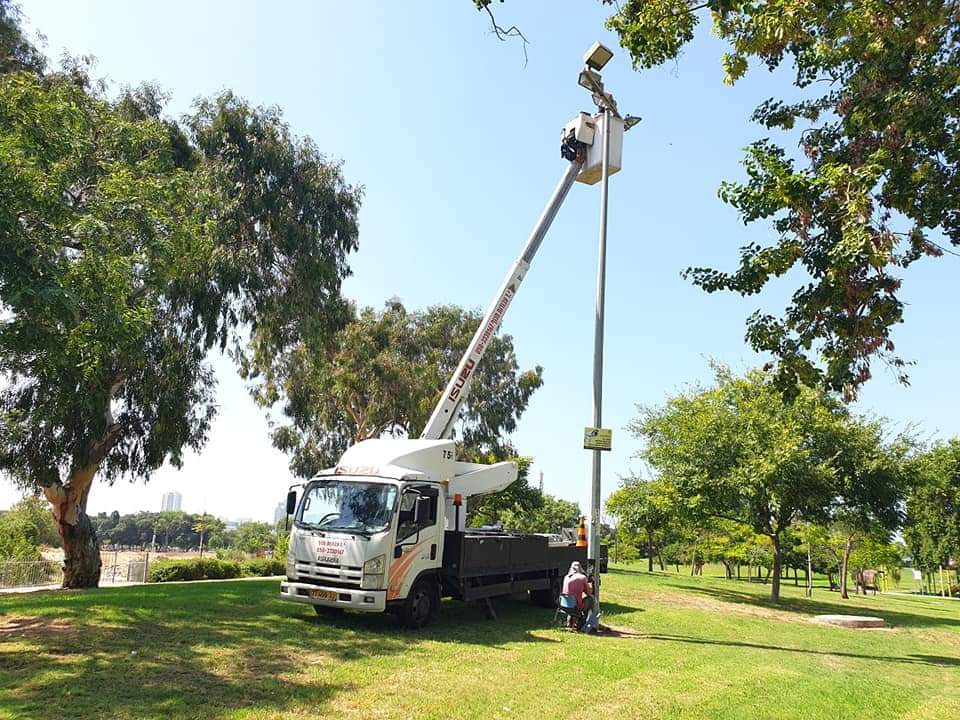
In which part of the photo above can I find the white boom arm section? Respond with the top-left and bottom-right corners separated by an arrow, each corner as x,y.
420,158 -> 584,441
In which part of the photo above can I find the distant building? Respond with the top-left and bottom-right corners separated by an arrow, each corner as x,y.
274,501 -> 288,525
160,491 -> 182,512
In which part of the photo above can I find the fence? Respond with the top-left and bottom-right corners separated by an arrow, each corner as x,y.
0,554 -> 150,590
0,560 -> 63,589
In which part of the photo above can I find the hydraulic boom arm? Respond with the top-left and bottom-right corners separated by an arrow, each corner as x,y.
420,155 -> 584,441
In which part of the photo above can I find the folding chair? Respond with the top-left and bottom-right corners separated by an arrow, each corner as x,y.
554,593 -> 583,630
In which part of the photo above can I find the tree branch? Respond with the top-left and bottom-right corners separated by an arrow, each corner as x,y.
482,5 -> 529,67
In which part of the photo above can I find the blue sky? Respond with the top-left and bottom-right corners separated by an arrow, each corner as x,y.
3,1 -> 956,521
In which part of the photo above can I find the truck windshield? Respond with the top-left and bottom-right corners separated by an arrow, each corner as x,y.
296,479 -> 397,536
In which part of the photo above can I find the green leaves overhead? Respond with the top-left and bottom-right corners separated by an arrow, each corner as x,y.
601,0 -> 960,398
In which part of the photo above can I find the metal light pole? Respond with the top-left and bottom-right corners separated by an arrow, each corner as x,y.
575,42 -> 640,615
589,106 -> 611,607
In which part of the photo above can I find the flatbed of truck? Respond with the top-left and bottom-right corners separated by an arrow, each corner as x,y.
440,530 -> 606,602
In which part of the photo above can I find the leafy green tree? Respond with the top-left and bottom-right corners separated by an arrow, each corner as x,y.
254,300 -> 543,477
0,14 -> 360,587
192,514 -> 224,558
476,0 -> 960,399
464,454 -> 542,528
0,495 -> 61,559
634,367 -> 847,602
698,520 -> 762,580
0,1 -> 44,75
0,495 -> 60,547
154,510 -> 185,550
905,440 -> 960,575
232,521 -> 276,555
606,478 -> 680,572
815,416 -> 910,596
499,493 -> 581,534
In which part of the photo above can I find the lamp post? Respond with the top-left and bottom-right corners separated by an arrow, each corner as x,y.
576,42 -> 640,611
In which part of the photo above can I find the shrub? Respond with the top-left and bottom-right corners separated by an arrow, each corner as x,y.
147,558 -> 241,583
240,558 -> 285,577
274,531 -> 290,562
215,548 -> 246,563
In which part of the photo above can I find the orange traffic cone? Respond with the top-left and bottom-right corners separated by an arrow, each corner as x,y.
576,516 -> 587,547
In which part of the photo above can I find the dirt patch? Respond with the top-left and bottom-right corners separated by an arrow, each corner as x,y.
596,624 -> 645,638
0,615 -> 78,642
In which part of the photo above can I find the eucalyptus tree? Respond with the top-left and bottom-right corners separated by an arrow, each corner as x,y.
0,21 -> 360,585
252,300 -> 544,477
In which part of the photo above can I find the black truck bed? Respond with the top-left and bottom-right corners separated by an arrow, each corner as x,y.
440,530 -> 606,602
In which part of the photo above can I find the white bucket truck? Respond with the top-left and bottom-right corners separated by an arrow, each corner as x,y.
279,107 -> 617,627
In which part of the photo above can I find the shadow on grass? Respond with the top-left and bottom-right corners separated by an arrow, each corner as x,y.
0,580 -> 583,719
655,580 -> 960,630
639,633 -> 960,668
295,594 -> 566,647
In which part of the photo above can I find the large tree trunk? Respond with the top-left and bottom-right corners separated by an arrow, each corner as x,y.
840,534 -> 854,600
647,534 -> 654,572
43,465 -> 102,588
769,535 -> 782,603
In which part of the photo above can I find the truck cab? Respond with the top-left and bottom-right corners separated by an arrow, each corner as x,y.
280,437 -> 514,626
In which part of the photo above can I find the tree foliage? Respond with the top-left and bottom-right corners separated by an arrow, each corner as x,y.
633,366 -> 906,601
251,300 -> 544,477
0,1 -> 43,75
905,439 -> 960,572
606,477 -> 682,571
0,495 -> 61,559
0,8 -> 360,586
609,0 -> 960,399
232,521 -> 277,555
498,492 -> 581,534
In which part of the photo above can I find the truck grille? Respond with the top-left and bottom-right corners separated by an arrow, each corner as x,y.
294,560 -> 362,589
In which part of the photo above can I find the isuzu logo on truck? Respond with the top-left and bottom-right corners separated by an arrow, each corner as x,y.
447,359 -> 475,402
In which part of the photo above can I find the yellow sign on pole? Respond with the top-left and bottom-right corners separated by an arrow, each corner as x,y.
583,427 -> 612,451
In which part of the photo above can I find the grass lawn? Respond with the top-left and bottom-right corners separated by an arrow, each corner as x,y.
1,567 -> 957,720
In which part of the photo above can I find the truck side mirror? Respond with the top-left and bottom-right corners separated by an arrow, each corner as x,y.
286,490 -> 297,516
415,496 -> 432,525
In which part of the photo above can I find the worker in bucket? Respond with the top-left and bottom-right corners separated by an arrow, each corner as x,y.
561,561 -> 594,628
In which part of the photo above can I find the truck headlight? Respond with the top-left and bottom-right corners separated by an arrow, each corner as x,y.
362,555 -> 385,590
361,574 -> 384,590
363,555 -> 385,575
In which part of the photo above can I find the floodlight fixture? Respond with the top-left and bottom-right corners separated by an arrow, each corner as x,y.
583,41 -> 614,71
578,68 -> 603,94
624,115 -> 642,131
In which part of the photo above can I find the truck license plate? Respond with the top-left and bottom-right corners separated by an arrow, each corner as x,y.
310,589 -> 337,601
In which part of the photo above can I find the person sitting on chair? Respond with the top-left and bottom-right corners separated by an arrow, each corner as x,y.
561,561 -> 593,627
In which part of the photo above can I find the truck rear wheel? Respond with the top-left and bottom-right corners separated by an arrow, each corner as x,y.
401,577 -> 438,629
530,576 -> 561,608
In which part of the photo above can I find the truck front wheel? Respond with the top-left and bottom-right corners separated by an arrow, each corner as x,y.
401,578 -> 438,628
